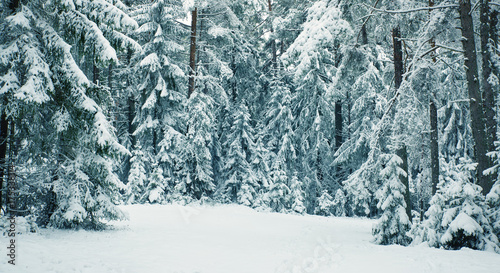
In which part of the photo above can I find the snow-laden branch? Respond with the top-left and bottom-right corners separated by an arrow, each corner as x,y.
364,4 -> 458,14
420,44 -> 464,60
490,2 -> 500,7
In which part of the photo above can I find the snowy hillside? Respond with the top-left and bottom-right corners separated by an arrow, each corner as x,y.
2,204 -> 499,273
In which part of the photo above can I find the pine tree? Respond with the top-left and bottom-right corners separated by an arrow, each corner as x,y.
180,90 -> 216,200
290,174 -> 306,214
267,159 -> 290,213
131,0 -> 187,186
315,190 -> 334,217
372,153 -> 411,245
0,0 -> 132,229
126,142 -> 148,204
282,0 -> 353,212
219,103 -> 259,205
144,162 -> 166,203
411,159 -> 499,252
332,189 -> 347,217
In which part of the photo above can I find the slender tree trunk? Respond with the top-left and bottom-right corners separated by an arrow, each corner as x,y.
360,24 -> 368,45
458,0 -> 492,195
393,28 -> 403,91
429,0 -> 439,197
0,112 -> 8,211
480,0 -> 496,152
430,100 -> 439,195
152,107 -> 157,155
397,146 -> 412,222
188,8 -> 198,99
393,26 -> 412,221
93,46 -> 99,85
335,100 -> 343,151
268,0 -> 277,72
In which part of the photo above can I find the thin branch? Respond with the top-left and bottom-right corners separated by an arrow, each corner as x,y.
365,4 -> 458,14
419,44 -> 464,59
470,0 -> 481,15
491,2 -> 500,7
356,0 -> 381,44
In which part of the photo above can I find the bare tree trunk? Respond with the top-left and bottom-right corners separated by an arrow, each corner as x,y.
393,26 -> 412,221
93,46 -> 99,85
458,0 -> 492,195
430,100 -> 439,195
360,24 -> 368,45
335,100 -> 343,151
480,0 -> 496,152
188,8 -> 198,99
268,0 -> 277,72
429,0 -> 439,197
393,28 -> 403,91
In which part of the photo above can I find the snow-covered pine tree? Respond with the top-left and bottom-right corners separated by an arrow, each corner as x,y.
267,159 -> 290,213
0,1 -> 132,229
126,142 -> 148,204
314,190 -> 334,217
250,137 -> 271,206
486,181 -> 500,243
130,0 -> 187,199
332,189 -> 347,217
179,90 -> 217,200
282,0 -> 353,213
260,74 -> 298,207
290,173 -> 306,214
144,161 -> 166,203
219,103 -> 259,205
411,159 -> 499,252
372,153 -> 411,245
333,46 -> 388,216
486,137 -> 500,240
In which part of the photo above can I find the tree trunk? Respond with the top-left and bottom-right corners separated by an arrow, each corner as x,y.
430,100 -> 439,195
335,100 -> 343,151
360,24 -> 368,45
480,0 -> 496,152
397,145 -> 412,222
0,112 -> 8,211
393,27 -> 403,91
93,46 -> 99,85
268,0 -> 277,72
429,0 -> 439,197
458,0 -> 492,195
188,8 -> 198,99
393,26 -> 411,221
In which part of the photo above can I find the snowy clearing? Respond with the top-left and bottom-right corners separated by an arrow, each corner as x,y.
2,204 -> 500,273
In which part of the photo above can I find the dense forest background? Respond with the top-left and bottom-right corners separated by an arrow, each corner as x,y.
1,0 -> 500,252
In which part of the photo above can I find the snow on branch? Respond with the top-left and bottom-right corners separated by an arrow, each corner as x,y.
364,4 -> 458,14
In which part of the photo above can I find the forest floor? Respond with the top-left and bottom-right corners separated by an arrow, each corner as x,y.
1,204 -> 500,273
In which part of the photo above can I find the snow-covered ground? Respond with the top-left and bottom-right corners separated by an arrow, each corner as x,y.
2,204 -> 500,273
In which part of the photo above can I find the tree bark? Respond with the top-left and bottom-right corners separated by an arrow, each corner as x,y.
480,0 -> 496,152
393,26 -> 411,221
393,27 -> 403,91
268,0 -> 277,72
188,8 -> 198,99
360,24 -> 368,45
397,145 -> 412,222
429,0 -> 440,197
430,100 -> 439,195
335,100 -> 343,151
458,0 -> 492,195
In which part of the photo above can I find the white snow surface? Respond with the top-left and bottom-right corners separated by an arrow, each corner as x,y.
2,204 -> 499,273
